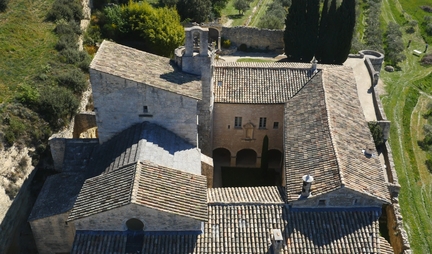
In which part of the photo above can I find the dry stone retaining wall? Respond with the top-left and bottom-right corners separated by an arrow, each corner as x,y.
221,27 -> 284,52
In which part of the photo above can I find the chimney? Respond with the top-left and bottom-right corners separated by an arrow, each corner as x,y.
310,56 -> 318,74
271,229 -> 283,254
301,174 -> 314,197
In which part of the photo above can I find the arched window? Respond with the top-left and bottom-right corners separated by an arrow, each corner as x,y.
126,218 -> 144,231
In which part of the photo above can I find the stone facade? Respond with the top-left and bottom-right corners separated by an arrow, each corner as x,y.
30,213 -> 76,254
291,188 -> 385,208
213,103 -> 284,166
221,27 -> 284,52
91,71 -> 199,145
201,154 -> 214,188
73,204 -> 202,232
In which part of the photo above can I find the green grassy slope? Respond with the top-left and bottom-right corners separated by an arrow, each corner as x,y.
380,0 -> 432,252
0,0 -> 57,103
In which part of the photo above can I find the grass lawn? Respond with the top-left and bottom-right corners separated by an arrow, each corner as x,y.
221,167 -> 276,187
221,0 -> 260,26
0,0 -> 57,103
380,0 -> 432,252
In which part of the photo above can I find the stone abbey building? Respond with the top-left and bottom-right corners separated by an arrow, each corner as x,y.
28,26 -> 396,253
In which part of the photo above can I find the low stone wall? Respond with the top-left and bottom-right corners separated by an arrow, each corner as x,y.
361,52 -> 411,253
221,27 -> 284,52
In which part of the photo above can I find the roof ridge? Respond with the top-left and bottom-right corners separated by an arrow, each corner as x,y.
130,161 -> 141,204
321,71 -> 345,187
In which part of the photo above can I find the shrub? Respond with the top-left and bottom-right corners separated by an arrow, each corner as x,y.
59,48 -> 88,64
421,54 -> 432,65
239,43 -> 248,52
55,20 -> 81,35
421,5 -> 432,13
39,86 -> 79,129
56,68 -> 88,94
368,122 -> 384,148
47,0 -> 83,22
0,0 -> 8,12
15,84 -> 40,108
4,116 -> 26,146
406,26 -> 415,34
56,34 -> 78,51
221,38 -> 231,48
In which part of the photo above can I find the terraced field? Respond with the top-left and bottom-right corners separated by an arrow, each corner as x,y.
380,0 -> 432,252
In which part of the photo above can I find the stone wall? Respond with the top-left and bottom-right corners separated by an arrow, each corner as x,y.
221,27 -> 284,52
201,154 -> 214,188
30,213 -> 76,254
360,54 -> 411,253
213,103 -> 285,166
73,203 -> 202,232
91,70 -> 198,145
73,113 -> 97,138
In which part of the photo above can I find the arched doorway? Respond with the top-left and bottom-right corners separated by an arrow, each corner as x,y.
268,149 -> 282,169
213,148 -> 231,167
236,149 -> 257,167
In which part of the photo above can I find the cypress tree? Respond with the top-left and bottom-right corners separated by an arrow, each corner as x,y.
318,0 -> 338,64
302,0 -> 320,62
334,0 -> 356,64
284,0 -> 307,61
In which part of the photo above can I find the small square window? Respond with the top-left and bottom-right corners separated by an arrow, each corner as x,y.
318,200 -> 326,206
143,106 -> 148,113
273,122 -> 279,129
228,125 -> 230,129
217,81 -> 223,87
234,117 -> 242,128
259,117 -> 267,128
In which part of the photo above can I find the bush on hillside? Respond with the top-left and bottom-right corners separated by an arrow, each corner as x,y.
56,69 -> 88,94
59,48 -> 90,65
0,0 -> 8,12
55,20 -> 81,35
421,54 -> 432,65
56,34 -> 79,51
38,86 -> 79,129
47,0 -> 83,22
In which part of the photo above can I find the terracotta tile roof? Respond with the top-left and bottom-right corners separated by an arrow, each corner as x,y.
72,206 -> 386,253
284,72 -> 341,201
213,63 -> 312,103
68,161 -> 207,222
323,67 -> 389,202
133,161 -> 207,221
284,67 -> 390,203
91,40 -> 202,100
207,186 -> 285,204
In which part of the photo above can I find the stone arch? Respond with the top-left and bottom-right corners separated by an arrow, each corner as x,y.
213,147 -> 231,167
73,113 -> 97,138
185,26 -> 209,57
236,149 -> 257,167
126,218 -> 144,231
208,28 -> 220,49
268,149 -> 282,169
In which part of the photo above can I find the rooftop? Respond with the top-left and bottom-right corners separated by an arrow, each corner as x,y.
71,206 -> 392,254
68,161 -> 208,222
284,67 -> 389,202
91,40 -> 202,100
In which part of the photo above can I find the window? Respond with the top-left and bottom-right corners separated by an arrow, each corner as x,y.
217,81 -> 223,87
273,122 -> 279,129
318,200 -> 326,206
234,117 -> 242,128
143,106 -> 148,113
259,117 -> 267,128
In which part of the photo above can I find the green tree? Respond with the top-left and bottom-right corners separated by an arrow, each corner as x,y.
118,2 -> 184,56
177,0 -> 212,22
385,22 -> 406,66
233,0 -> 249,15
333,0 -> 356,64
284,0 -> 307,61
261,135 -> 269,171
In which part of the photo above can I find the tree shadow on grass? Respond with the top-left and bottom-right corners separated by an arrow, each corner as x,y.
227,14 -> 244,20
